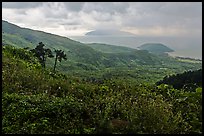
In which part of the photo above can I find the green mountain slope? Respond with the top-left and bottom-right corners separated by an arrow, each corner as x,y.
2,20 -> 202,82
2,20 -> 104,66
86,43 -> 137,53
2,20 -> 162,70
156,69 -> 202,90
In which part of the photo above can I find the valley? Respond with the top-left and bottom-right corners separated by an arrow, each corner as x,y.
2,20 -> 202,84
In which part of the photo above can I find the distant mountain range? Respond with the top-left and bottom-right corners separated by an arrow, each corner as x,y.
85,29 -> 136,36
2,20 -> 201,76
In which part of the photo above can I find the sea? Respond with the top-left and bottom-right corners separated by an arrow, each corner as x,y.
69,36 -> 202,60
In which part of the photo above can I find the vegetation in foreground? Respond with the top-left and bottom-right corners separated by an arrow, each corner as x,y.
2,45 -> 202,134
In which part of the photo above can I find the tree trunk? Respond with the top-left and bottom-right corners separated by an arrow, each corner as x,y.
53,54 -> 58,72
42,55 -> 45,68
44,57 -> 46,69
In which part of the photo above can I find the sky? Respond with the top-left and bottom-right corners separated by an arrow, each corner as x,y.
2,2 -> 202,37
2,2 -> 202,59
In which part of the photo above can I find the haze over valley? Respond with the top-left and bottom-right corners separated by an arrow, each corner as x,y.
70,35 -> 202,60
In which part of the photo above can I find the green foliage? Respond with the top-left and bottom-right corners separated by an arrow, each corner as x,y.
156,69 -> 202,90
2,45 -> 40,65
2,49 -> 202,133
2,23 -> 202,134
153,84 -> 202,134
86,43 -> 136,53
30,42 -> 54,68
2,93 -> 85,134
53,49 -> 67,72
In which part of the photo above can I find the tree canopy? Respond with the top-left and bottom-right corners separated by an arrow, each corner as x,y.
30,42 -> 54,68
53,49 -> 67,72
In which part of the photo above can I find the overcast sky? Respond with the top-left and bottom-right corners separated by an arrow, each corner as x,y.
2,2 -> 202,37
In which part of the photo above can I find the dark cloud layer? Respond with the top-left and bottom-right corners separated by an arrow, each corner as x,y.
2,2 -> 42,9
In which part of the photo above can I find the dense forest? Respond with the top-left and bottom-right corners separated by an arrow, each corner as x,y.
2,20 -> 202,134
2,45 -> 202,134
156,69 -> 202,90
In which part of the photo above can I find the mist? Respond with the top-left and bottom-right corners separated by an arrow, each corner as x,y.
70,35 -> 202,60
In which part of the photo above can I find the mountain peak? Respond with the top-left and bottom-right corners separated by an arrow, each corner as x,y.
85,29 -> 136,36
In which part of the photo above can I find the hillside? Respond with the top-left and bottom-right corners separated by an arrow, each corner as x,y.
2,20 -> 161,71
86,43 -> 137,53
2,45 -> 202,134
138,43 -> 174,54
2,20 -> 105,67
156,69 -> 202,90
2,20 -> 202,83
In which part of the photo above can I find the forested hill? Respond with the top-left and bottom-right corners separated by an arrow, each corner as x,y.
156,69 -> 202,90
138,43 -> 174,54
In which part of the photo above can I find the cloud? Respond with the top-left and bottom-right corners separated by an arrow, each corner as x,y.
120,2 -> 202,37
2,2 -> 43,9
63,2 -> 85,11
122,2 -> 202,27
2,2 -> 202,37
82,2 -> 129,14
